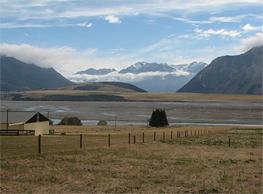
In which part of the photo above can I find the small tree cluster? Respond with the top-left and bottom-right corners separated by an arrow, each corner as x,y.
149,109 -> 169,127
58,117 -> 82,126
97,120 -> 108,126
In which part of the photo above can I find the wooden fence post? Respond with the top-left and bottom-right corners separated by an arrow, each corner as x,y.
134,135 -> 136,144
170,131 -> 173,139
163,132 -> 165,141
128,133 -> 131,144
80,134 -> 83,149
38,135 -> 41,154
142,132 -> 145,143
154,132 -> 156,141
108,134 -> 111,147
228,136 -> 231,147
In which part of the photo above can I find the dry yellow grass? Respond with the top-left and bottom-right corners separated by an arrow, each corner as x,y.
1,126 -> 262,193
51,125 -> 231,135
9,90 -> 263,102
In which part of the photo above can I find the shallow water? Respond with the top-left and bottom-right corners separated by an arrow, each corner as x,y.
1,101 -> 262,125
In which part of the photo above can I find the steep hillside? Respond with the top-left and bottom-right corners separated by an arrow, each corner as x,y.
0,56 -> 73,91
178,46 -> 263,95
76,68 -> 116,75
59,82 -> 147,93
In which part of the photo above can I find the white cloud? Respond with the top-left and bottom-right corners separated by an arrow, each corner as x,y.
76,22 -> 93,28
69,70 -> 189,83
195,28 -> 241,38
0,43 -> 124,76
105,15 -> 121,24
1,0 -> 262,21
237,32 -> 263,52
242,23 -> 262,32
0,22 -> 93,29
209,16 -> 243,23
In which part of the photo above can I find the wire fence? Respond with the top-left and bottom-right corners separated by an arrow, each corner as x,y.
1,129 -> 214,157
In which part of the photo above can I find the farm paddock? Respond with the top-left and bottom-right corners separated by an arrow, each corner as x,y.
0,125 -> 262,193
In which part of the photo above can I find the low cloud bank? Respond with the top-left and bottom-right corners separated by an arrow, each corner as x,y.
69,70 -> 190,83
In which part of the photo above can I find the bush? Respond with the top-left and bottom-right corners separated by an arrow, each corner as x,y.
58,117 -> 82,126
149,109 -> 169,127
97,120 -> 108,126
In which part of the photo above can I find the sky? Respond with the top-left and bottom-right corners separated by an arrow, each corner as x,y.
0,0 -> 263,76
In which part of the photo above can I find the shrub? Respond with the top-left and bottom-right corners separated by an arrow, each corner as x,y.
149,109 -> 169,127
97,120 -> 108,126
58,117 -> 82,126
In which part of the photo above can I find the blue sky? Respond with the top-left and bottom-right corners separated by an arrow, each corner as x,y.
0,0 -> 263,76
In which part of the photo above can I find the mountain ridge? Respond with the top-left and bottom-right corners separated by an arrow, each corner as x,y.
0,55 -> 73,91
178,46 -> 263,95
76,68 -> 116,75
72,61 -> 207,92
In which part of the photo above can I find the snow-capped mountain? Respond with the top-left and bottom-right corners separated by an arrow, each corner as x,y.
173,62 -> 207,73
119,62 -> 176,74
70,61 -> 207,92
76,68 -> 116,75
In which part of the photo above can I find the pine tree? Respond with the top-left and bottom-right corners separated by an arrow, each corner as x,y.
149,109 -> 169,127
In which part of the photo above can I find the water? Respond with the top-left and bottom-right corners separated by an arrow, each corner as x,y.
1,101 -> 262,126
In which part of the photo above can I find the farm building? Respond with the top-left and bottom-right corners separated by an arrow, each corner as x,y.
0,111 -> 50,136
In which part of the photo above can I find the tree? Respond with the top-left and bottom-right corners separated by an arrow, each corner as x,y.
97,120 -> 108,126
149,109 -> 169,127
58,117 -> 82,126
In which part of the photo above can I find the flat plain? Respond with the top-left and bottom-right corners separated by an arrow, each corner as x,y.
1,125 -> 262,193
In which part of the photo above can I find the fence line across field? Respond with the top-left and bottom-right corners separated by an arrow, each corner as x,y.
0,129 -> 220,157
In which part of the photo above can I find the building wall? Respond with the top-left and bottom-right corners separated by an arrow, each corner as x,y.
0,123 -> 8,129
0,123 -> 24,130
24,121 -> 50,136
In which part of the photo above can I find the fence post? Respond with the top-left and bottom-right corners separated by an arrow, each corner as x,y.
128,133 -> 131,144
154,132 -> 156,141
190,130 -> 192,137
228,136 -> 231,147
80,134 -> 83,149
170,131 -> 173,139
134,135 -> 136,144
163,132 -> 165,141
108,134 -> 111,147
142,132 -> 145,143
38,135 -> 41,154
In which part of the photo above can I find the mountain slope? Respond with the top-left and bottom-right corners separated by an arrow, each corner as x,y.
71,61 -> 207,92
178,46 -> 263,95
0,56 -> 73,91
59,82 -> 147,93
119,62 -> 175,74
76,68 -> 116,75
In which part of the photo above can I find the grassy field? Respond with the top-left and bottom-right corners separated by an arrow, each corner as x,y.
3,90 -> 263,102
0,126 -> 262,193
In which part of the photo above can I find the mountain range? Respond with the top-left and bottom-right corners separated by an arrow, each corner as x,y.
119,62 -> 176,74
0,56 -> 73,91
1,46 -> 262,95
73,61 -> 207,92
76,68 -> 116,75
178,46 -> 263,95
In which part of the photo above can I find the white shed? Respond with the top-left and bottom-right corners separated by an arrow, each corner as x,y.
0,111 -> 50,136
